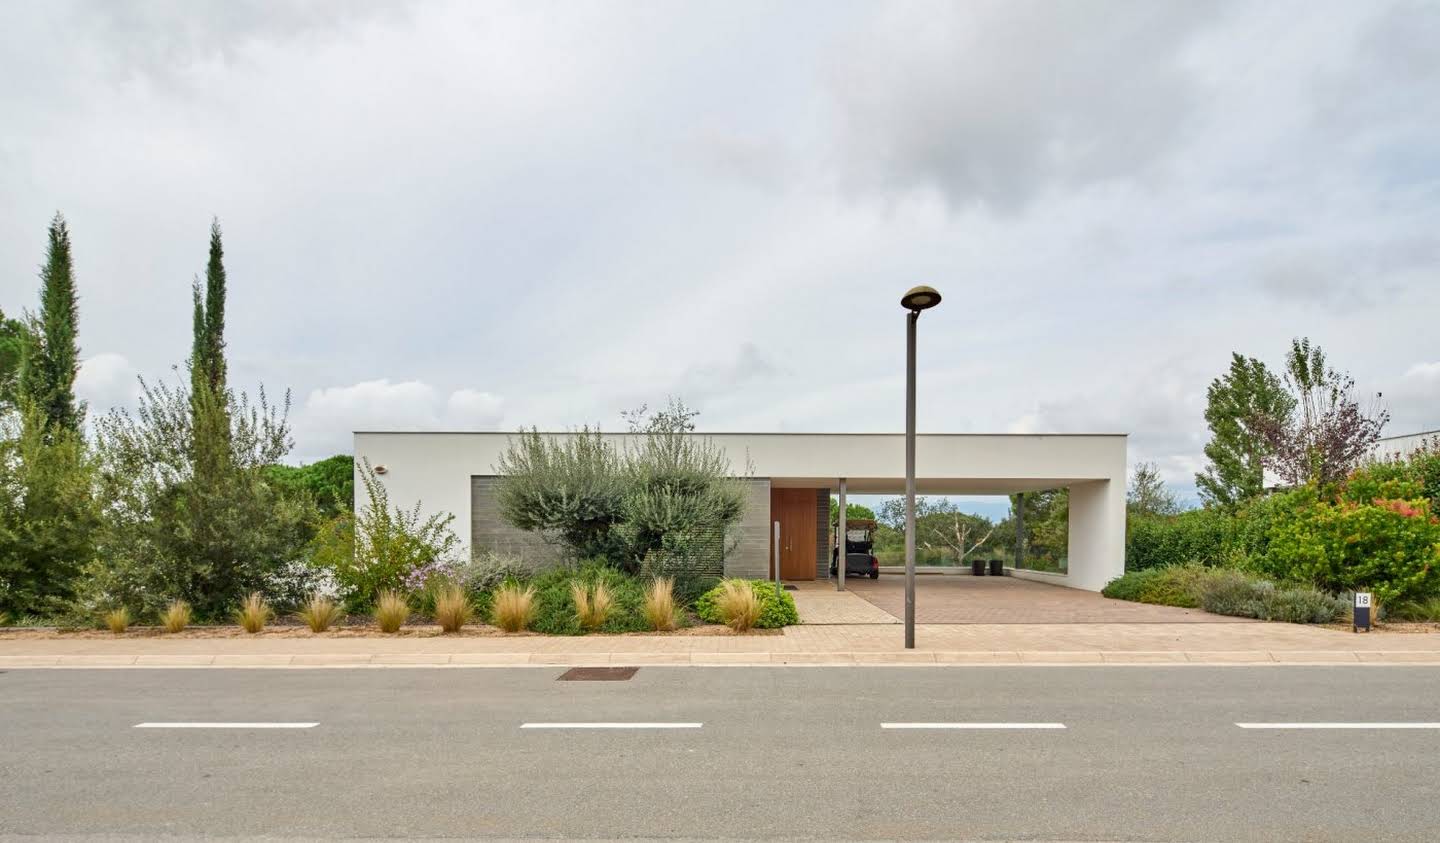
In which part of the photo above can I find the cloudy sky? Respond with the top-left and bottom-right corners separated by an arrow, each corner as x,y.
2,0 -> 1437,505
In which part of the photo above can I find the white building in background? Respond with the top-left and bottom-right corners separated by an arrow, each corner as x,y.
1371,429 -> 1440,462
352,431 -> 1129,592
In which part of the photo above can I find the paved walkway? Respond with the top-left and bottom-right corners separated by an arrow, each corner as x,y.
789,581 -> 898,624
2,621 -> 1437,666
841,574 -> 1251,623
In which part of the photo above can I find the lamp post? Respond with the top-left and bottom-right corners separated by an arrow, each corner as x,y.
901,284 -> 941,649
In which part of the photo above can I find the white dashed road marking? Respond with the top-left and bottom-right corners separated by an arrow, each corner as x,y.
881,722 -> 1067,730
134,722 -> 319,729
520,722 -> 703,729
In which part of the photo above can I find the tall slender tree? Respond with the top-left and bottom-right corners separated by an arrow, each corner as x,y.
190,219 -> 231,461
18,213 -> 83,435
192,219 -> 227,396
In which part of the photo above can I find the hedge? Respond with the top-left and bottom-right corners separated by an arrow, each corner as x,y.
1124,508 -> 1231,571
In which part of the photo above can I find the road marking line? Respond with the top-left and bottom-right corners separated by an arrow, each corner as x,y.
520,722 -> 702,729
1236,722 -> 1440,730
134,722 -> 319,729
881,722 -> 1067,730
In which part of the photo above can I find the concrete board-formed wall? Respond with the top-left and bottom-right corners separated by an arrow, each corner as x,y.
469,476 -> 562,569
813,489 -> 828,579
728,478 -> 772,579
469,474 -> 773,579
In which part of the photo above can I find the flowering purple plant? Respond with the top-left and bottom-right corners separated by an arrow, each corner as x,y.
402,556 -> 458,592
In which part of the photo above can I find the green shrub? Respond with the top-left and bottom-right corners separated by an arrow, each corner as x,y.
1101,569 -> 1163,602
1137,565 -> 1211,608
1344,445 -> 1440,508
1125,509 -> 1231,571
1254,495 -> 1440,607
1261,588 -> 1347,624
695,579 -> 798,629
526,562 -> 651,635
1104,566 -> 1342,624
1198,570 -> 1272,618
331,459 -> 461,610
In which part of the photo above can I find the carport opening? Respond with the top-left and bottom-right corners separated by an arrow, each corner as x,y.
830,489 -> 1070,576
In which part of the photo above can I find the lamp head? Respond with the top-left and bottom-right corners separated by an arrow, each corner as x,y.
900,285 -> 942,312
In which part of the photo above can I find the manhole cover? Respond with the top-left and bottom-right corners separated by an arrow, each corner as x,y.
558,666 -> 639,681
783,585 -> 798,591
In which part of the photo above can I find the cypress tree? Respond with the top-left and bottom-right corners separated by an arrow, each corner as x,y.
18,213 -> 83,435
190,219 -> 232,470
191,219 -> 228,397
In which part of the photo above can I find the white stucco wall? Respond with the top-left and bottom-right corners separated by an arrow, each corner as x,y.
1370,430 -> 1440,462
352,431 -> 1128,591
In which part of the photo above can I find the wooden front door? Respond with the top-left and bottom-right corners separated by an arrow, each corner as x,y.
770,488 -> 817,581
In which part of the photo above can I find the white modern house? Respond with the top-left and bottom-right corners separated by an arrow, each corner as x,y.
352,431 -> 1128,592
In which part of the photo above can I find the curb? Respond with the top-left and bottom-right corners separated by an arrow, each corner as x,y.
4,652 -> 1440,669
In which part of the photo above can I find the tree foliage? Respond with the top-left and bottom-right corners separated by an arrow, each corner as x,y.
875,497 -> 998,562
1253,337 -> 1388,490
0,407 -> 98,616
495,401 -> 748,573
17,214 -> 83,435
1127,461 -> 1180,518
495,427 -> 628,560
0,307 -> 31,412
265,454 -> 355,518
86,376 -> 312,618
829,498 -> 876,526
1196,353 -> 1294,508
191,219 -> 228,399
617,416 -> 747,571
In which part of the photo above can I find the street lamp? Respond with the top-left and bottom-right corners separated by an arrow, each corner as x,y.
901,284 -> 941,649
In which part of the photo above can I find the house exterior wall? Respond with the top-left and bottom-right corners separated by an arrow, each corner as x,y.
814,488 -> 828,579
469,476 -> 562,569
467,474 -> 772,579
353,431 -> 1127,591
727,478 -> 772,579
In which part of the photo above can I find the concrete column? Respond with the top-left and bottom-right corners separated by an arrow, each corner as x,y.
1014,491 -> 1025,570
1064,480 -> 1126,591
836,478 -> 847,591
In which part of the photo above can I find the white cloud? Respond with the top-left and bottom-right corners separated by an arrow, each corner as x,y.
74,352 -> 139,417
2,0 -> 1436,497
292,379 -> 503,461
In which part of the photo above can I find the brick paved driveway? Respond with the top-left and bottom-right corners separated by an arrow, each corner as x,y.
839,574 -> 1252,624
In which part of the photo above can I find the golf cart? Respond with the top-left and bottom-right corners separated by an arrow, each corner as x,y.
830,518 -> 881,579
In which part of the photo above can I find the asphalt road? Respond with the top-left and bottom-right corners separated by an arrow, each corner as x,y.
2,666 -> 1439,841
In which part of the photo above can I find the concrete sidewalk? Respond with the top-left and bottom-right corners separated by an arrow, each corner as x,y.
3,621 -> 1438,667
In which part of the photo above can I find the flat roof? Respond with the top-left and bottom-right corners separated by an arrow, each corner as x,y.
354,430 -> 1129,437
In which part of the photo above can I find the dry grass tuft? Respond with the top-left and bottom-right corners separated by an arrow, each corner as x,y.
235,592 -> 272,634
374,590 -> 409,633
433,585 -> 473,633
298,594 -> 344,633
491,583 -> 536,632
644,577 -> 677,632
162,600 -> 191,633
104,607 -> 131,634
714,579 -> 761,632
572,581 -> 614,631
